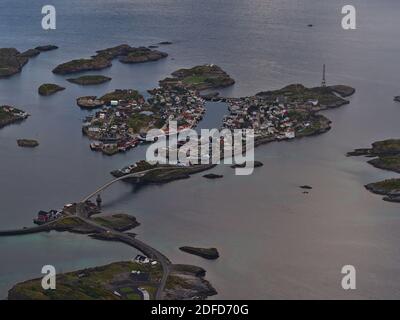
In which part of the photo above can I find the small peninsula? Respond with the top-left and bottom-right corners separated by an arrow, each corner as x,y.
0,48 -> 29,78
0,46 -> 58,78
0,106 -> 29,128
38,83 -> 65,96
67,75 -> 112,85
53,44 -> 167,74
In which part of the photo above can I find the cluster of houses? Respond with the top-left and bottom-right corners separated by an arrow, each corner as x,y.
148,87 -> 205,132
82,87 -> 206,156
223,96 -> 317,141
33,200 -> 100,225
33,209 -> 63,225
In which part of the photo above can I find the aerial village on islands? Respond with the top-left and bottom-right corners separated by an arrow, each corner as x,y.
0,42 -> 358,300
81,86 -> 206,156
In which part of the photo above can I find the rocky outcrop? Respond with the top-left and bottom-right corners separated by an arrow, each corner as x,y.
67,75 -> 112,85
203,173 -> 223,179
35,45 -> 58,52
17,139 -> 39,148
164,264 -> 217,300
38,83 -> 65,96
179,246 -> 220,260
19,49 -> 41,58
0,48 -> 29,78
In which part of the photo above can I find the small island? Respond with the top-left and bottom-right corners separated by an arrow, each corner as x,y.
348,139 -> 400,202
179,246 -> 220,260
231,161 -> 263,169
365,179 -> 400,203
67,75 -> 112,86
0,105 -> 29,128
53,44 -> 167,75
38,83 -> 65,96
159,64 -> 235,91
17,139 -> 39,148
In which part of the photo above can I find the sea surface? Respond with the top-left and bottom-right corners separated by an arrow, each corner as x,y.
1,0 -> 400,299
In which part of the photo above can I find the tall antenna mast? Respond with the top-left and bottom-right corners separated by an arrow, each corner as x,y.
321,64 -> 326,87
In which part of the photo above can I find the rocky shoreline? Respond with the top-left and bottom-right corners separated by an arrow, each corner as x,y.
348,139 -> 400,202
0,45 -> 57,78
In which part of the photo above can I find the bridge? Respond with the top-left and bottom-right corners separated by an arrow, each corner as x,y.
81,167 -> 167,203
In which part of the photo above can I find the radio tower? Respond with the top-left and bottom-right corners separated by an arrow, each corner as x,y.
321,64 -> 326,87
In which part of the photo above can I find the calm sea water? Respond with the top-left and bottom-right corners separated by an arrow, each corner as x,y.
1,0 -> 400,299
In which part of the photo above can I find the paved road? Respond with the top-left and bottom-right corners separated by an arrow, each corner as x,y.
79,216 -> 171,300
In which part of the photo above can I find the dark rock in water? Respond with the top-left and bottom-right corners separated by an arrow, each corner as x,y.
19,49 -> 41,58
148,45 -> 158,48
300,185 -> 312,190
17,139 -> 39,148
231,161 -> 263,168
158,41 -> 173,45
179,246 -> 219,260
35,45 -> 58,52
394,96 -> 400,102
307,24 -> 314,27
203,173 -> 223,179
38,83 -> 65,96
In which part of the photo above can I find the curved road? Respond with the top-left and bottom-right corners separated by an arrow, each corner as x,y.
79,217 -> 171,300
